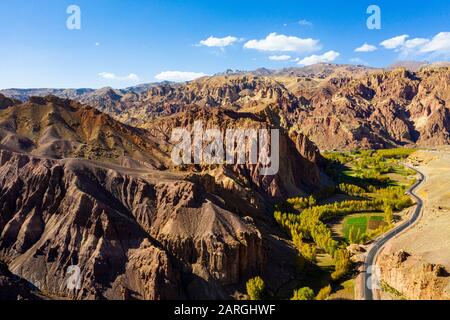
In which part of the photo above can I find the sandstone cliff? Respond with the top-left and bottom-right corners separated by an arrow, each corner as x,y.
378,251 -> 450,300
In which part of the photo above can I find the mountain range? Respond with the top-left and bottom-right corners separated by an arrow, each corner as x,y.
2,62 -> 449,150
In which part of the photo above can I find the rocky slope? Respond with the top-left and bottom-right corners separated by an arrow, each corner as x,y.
3,63 -> 448,150
0,94 -> 20,110
0,261 -> 41,300
0,95 -> 169,168
0,96 -> 323,300
0,149 -> 265,299
291,67 -> 450,149
378,251 -> 450,300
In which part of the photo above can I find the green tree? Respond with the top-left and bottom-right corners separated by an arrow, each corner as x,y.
331,249 -> 351,281
246,277 -> 265,300
384,205 -> 394,225
291,287 -> 315,300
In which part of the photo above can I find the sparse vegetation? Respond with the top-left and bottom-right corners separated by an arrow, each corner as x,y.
380,280 -> 407,300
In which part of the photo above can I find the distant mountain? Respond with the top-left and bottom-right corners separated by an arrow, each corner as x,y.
388,61 -> 430,71
0,88 -> 95,102
271,63 -> 377,79
1,63 -> 449,149
292,67 -> 450,149
0,83 -> 166,102
213,63 -> 376,78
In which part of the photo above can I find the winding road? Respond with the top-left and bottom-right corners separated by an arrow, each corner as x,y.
361,165 -> 426,300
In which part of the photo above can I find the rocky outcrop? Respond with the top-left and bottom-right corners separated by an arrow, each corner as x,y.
144,106 -> 323,203
0,94 -> 20,110
0,95 -> 169,167
0,261 -> 41,300
291,67 -> 450,149
0,92 -> 327,300
378,250 -> 450,300
0,149 -> 267,299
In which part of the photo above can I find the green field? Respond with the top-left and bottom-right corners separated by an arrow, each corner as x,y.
342,214 -> 386,241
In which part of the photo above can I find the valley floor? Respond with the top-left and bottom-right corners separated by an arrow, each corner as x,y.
273,149 -> 418,300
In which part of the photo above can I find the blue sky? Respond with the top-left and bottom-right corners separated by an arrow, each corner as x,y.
0,0 -> 449,88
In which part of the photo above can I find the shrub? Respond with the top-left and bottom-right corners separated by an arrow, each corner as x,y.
246,277 -> 265,300
331,249 -> 351,281
291,287 -> 315,300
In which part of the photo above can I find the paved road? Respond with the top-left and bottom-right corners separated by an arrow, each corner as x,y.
362,165 -> 426,300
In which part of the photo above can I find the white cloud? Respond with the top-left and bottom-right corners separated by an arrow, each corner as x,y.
395,38 -> 430,58
420,32 -> 450,54
269,55 -> 292,61
355,43 -> 377,52
98,72 -> 139,82
380,32 -> 450,59
404,38 -> 429,49
297,51 -> 340,66
155,71 -> 207,82
244,33 -> 321,53
380,35 -> 409,49
199,36 -> 238,47
298,19 -> 313,27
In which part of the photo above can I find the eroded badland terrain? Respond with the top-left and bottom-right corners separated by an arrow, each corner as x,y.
0,63 -> 449,300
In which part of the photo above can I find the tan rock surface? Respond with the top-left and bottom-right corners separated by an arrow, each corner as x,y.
378,147 -> 450,300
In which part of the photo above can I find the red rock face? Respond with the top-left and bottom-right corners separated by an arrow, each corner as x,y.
378,251 -> 450,300
0,97 -> 323,300
0,149 -> 265,299
290,67 -> 450,149
2,66 -> 448,150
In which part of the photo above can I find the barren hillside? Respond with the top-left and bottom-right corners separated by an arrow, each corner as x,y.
377,147 -> 450,300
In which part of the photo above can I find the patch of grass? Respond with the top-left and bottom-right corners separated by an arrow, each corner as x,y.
343,216 -> 367,238
330,279 -> 355,300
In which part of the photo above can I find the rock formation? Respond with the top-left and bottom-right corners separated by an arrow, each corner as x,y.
3,64 -> 448,150
378,251 -> 450,300
0,96 -> 322,299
